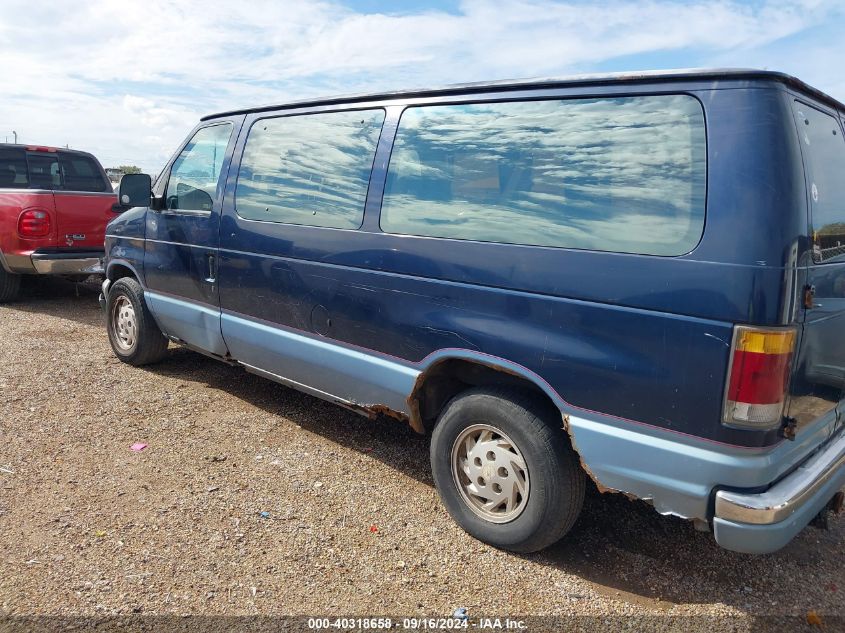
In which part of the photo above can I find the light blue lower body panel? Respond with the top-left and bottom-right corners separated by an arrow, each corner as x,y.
566,410 -> 837,522
221,311 -> 419,415
145,291 -> 228,357
712,457 -> 845,554
139,292 -> 844,554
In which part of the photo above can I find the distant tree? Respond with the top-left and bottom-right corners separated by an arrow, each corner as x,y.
818,222 -> 845,235
118,165 -> 143,174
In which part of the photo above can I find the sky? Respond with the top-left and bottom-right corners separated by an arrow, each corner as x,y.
1,0 -> 844,173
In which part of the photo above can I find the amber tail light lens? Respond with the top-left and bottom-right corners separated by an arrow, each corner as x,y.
17,209 -> 51,238
723,326 -> 796,430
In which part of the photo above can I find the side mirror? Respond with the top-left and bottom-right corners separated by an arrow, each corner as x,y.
115,173 -> 152,209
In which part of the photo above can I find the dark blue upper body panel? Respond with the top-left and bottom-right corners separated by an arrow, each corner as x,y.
105,73 -> 845,449
216,80 -> 808,323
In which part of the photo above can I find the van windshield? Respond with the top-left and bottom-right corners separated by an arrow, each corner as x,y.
793,101 -> 845,263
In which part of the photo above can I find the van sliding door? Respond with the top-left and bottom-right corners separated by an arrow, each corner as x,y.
215,108 -> 415,409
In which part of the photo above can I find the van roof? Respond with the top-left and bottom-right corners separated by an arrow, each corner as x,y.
201,68 -> 845,121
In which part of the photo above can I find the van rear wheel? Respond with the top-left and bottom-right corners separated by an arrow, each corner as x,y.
106,277 -> 169,366
430,386 -> 585,553
0,267 -> 21,303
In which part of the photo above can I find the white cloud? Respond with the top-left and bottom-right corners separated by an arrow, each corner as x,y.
0,0 -> 842,171
121,95 -> 196,131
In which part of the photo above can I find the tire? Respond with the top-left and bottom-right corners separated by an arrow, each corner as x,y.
106,277 -> 169,366
0,266 -> 21,303
430,386 -> 585,553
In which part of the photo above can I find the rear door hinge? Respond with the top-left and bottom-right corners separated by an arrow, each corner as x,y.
803,284 -> 816,309
781,416 -> 798,441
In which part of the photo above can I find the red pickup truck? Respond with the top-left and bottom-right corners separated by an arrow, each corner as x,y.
0,144 -> 116,302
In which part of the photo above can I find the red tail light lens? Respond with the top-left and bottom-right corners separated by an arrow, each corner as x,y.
18,209 -> 51,238
723,326 -> 796,430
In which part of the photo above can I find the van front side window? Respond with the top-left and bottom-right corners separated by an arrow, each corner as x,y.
380,95 -> 706,256
235,109 -> 385,229
166,123 -> 233,212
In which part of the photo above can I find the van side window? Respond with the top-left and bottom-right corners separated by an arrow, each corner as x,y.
58,152 -> 108,192
166,123 -> 233,212
235,109 -> 385,229
793,102 -> 845,263
0,147 -> 28,188
380,96 -> 706,256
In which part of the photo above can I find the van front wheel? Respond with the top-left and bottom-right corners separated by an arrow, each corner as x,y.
106,277 -> 168,366
430,387 -> 585,553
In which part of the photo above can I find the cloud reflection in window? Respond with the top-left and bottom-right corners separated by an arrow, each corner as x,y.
381,96 -> 706,256
236,109 -> 385,229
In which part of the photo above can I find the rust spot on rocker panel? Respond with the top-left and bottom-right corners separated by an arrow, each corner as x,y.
367,403 -> 407,422
344,401 -> 425,435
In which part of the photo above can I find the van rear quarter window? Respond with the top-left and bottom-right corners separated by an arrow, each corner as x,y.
793,101 -> 845,262
380,95 -> 706,256
235,109 -> 385,229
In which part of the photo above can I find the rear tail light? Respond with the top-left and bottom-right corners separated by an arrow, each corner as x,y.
723,326 -> 796,430
18,209 -> 51,238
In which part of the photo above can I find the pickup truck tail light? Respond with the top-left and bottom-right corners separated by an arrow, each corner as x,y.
18,209 -> 51,238
723,326 -> 796,430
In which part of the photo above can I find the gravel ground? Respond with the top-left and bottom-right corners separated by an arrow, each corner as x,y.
0,278 -> 843,631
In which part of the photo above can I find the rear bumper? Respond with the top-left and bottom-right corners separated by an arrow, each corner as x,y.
30,251 -> 104,275
713,427 -> 845,554
567,406 -> 843,555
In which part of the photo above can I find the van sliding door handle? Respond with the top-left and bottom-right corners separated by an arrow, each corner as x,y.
205,254 -> 217,283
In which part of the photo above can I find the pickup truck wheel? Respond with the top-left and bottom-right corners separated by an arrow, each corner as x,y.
0,267 -> 21,303
106,277 -> 168,366
430,386 -> 585,553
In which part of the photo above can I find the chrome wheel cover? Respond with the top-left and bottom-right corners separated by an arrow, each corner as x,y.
111,295 -> 137,352
451,423 -> 530,523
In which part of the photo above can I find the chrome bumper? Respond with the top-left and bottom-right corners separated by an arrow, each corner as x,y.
715,428 -> 845,525
31,253 -> 104,275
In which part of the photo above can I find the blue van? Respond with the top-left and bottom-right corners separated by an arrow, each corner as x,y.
102,69 -> 845,554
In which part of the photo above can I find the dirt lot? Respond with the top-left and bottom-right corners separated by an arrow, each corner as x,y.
1,278 -> 843,630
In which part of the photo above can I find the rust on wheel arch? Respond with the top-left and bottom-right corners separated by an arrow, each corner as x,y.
562,412 -> 620,495
405,357 -> 528,436
407,360 -> 632,497
405,369 -> 430,435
